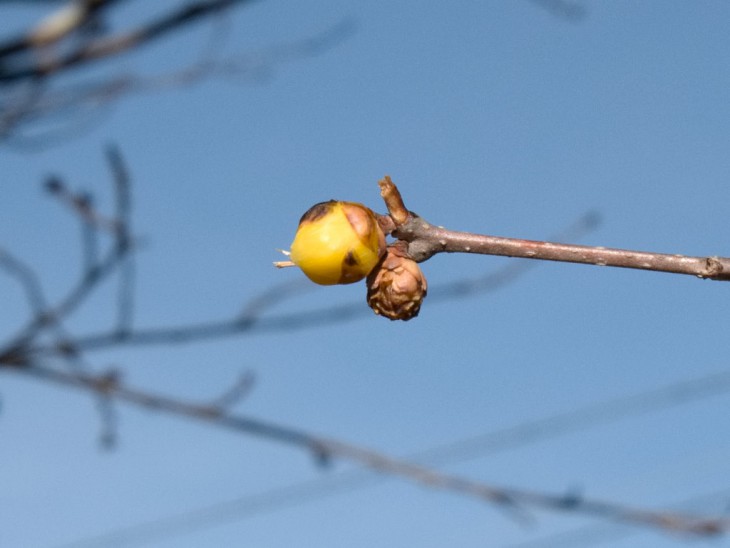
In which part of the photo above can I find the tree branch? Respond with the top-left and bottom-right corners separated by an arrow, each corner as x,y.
0,14 -> 355,147
0,0 -> 254,82
54,367 -> 730,547
12,362 -> 729,539
383,178 -> 730,281
4,156 -> 727,541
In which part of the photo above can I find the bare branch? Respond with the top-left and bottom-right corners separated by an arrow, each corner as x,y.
511,488 -> 730,548
0,246 -> 49,315
94,368 -> 120,449
5,155 -> 724,543
527,0 -> 587,22
383,178 -> 730,281
58,365 -> 730,548
0,0 -> 122,57
106,144 -> 134,334
236,278 -> 315,322
207,370 -> 255,411
435,211 -> 600,298
0,17 -> 355,146
11,362 -> 730,539
44,175 -> 120,233
0,0 -> 253,83
400,221 -> 730,280
6,216 -> 125,348
2,150 -> 133,351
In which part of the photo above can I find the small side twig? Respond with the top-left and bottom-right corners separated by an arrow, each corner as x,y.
44,176 -> 120,234
2,149 -> 135,352
0,246 -> 48,315
106,144 -> 134,335
207,371 -> 256,412
378,175 -> 409,227
1,18 -> 356,147
94,368 -> 121,449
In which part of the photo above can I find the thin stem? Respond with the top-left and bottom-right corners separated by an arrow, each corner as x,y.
107,144 -> 134,334
0,0 -> 253,83
394,218 -> 730,281
0,246 -> 48,314
379,178 -> 729,281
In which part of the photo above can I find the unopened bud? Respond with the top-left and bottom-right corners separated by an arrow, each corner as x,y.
366,243 -> 427,321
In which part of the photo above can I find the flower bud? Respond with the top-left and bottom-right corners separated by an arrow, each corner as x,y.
366,243 -> 427,321
288,201 -> 386,285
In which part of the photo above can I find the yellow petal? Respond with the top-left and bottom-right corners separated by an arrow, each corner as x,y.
290,201 -> 383,285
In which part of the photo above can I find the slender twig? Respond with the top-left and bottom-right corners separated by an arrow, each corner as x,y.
0,18 -> 355,147
94,368 -> 120,449
381,178 -> 730,281
0,246 -> 48,314
0,0 -> 124,57
12,362 -> 729,538
236,279 -> 315,323
0,244 -> 82,367
398,221 -> 730,281
3,214 -> 128,349
79,192 -> 100,272
44,175 -> 120,233
527,0 -> 587,21
207,371 -> 256,410
60,367 -> 730,548
4,161 -> 725,540
1,156 -> 133,352
106,144 -> 134,334
0,0 -> 254,83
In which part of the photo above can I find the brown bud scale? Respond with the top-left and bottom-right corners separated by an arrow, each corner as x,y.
366,243 -> 427,321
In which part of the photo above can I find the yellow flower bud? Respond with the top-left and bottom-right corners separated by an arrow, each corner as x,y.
366,243 -> 427,321
286,201 -> 386,285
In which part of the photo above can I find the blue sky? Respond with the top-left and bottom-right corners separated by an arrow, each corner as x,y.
2,1 -> 730,547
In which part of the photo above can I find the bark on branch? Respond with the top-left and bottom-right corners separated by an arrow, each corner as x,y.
380,177 -> 730,282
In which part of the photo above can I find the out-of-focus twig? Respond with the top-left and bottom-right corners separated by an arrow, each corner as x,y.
0,15 -> 355,147
52,367 -> 730,548
106,143 -> 134,334
0,0 -> 124,57
0,246 -> 49,315
3,189 -> 129,352
4,152 -> 727,542
13,361 -> 730,540
44,175 -> 121,234
0,0 -> 253,82
527,0 -> 587,21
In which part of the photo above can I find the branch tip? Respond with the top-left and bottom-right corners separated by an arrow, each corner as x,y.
378,175 -> 409,226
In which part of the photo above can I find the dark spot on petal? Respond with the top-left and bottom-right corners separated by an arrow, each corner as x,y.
344,250 -> 358,266
338,252 -> 363,284
299,200 -> 337,224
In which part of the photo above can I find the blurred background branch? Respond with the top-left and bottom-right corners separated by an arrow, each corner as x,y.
1,146 -> 728,542
6,2 -> 730,547
0,0 -> 354,146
